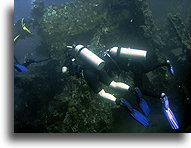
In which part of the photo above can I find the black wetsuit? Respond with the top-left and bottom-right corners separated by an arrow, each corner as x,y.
14,56 -> 50,72
82,68 -> 112,93
68,48 -> 168,96
66,49 -> 112,94
106,50 -> 169,98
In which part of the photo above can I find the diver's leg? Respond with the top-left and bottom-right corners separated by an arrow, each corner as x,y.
109,81 -> 130,91
131,71 -> 161,98
35,58 -> 51,63
82,69 -> 102,93
83,69 -> 117,103
98,89 -> 117,102
143,62 -> 168,73
143,51 -> 174,74
22,62 -> 31,67
140,88 -> 161,98
98,70 -> 130,91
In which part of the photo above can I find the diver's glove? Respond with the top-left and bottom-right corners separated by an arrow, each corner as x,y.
166,60 -> 175,76
160,93 -> 179,129
66,44 -> 76,49
118,98 -> 150,128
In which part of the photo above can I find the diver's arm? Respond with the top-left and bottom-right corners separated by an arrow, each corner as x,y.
22,62 -> 31,67
32,58 -> 51,63
37,58 -> 50,63
109,81 -> 130,91
98,89 -> 116,102
143,62 -> 168,73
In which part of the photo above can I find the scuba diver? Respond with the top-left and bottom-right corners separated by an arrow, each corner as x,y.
14,18 -> 51,72
64,44 -> 150,128
64,44 -> 179,129
14,17 -> 33,72
14,56 -> 50,72
104,46 -> 179,129
104,46 -> 174,77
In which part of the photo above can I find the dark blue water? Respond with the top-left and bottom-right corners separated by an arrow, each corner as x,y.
148,0 -> 191,27
14,0 -> 73,63
14,0 -> 72,23
14,0 -> 191,133
14,0 -> 190,62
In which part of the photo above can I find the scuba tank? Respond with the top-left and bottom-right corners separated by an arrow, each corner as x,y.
74,44 -> 105,70
109,47 -> 147,60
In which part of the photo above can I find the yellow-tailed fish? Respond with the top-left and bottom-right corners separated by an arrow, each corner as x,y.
14,34 -> 20,42
23,26 -> 31,34
21,18 -> 25,28
21,18 -> 31,34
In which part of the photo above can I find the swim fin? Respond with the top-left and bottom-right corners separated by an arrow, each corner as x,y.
134,87 -> 151,116
119,98 -> 150,128
167,60 -> 175,76
161,93 -> 179,129
14,64 -> 29,72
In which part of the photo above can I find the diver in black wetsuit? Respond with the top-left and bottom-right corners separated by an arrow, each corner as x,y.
14,56 -> 50,72
104,46 -> 174,99
14,18 -> 38,72
104,46 -> 179,129
63,44 -> 179,129
64,45 -> 131,97
22,58 -> 50,67
63,44 -> 150,127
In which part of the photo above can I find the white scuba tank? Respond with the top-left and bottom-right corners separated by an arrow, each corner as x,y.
109,47 -> 147,60
74,44 -> 105,70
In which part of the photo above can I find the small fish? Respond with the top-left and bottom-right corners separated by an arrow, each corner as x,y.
21,18 -> 32,34
14,34 -> 20,42
23,26 -> 32,34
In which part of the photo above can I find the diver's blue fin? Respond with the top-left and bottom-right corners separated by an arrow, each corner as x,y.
134,87 -> 151,116
163,107 -> 179,129
167,60 -> 175,76
14,64 -> 29,72
120,98 -> 150,128
161,93 -> 179,129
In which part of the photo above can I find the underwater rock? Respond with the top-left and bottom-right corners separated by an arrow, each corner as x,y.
15,0 -> 188,133
167,14 -> 191,51
44,78 -> 114,133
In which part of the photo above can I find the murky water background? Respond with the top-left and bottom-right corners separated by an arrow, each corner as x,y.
14,0 -> 191,133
